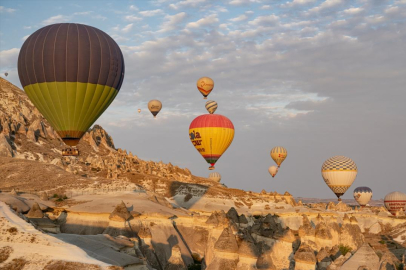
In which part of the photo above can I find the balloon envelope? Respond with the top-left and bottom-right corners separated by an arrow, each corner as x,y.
205,100 -> 218,114
4,72 -> 8,77
138,109 -> 141,113
17,23 -> 124,146
270,146 -> 287,167
197,77 -> 214,99
321,156 -> 357,200
268,166 -> 278,178
353,186 -> 372,207
148,100 -> 162,118
209,172 -> 221,182
384,191 -> 406,216
189,114 -> 234,170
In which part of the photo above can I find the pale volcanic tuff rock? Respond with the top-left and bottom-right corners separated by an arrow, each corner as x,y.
109,201 -> 132,222
25,202 -> 43,218
165,245 -> 187,270
0,133 -> 13,157
294,242 -> 317,270
340,243 -> 380,270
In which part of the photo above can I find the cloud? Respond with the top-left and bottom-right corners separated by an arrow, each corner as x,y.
261,5 -> 271,10
159,12 -> 187,32
229,0 -> 260,6
229,14 -> 248,22
169,0 -> 207,10
23,26 -> 32,29
248,14 -> 279,26
125,15 -> 142,22
308,0 -> 343,13
121,23 -> 134,33
73,11 -> 92,16
0,48 -> 19,68
139,9 -> 164,17
186,14 -> 219,28
92,15 -> 107,21
343,7 -> 364,15
282,0 -> 317,7
0,6 -> 16,13
42,15 -> 70,25
129,5 -> 138,11
21,35 -> 29,41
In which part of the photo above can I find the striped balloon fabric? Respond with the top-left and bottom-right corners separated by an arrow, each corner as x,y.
384,191 -> 406,216
209,172 -> 221,182
18,23 -> 124,146
321,156 -> 357,200
205,100 -> 218,114
353,186 -> 373,207
270,146 -> 288,167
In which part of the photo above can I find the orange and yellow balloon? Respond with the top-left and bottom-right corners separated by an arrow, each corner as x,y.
197,77 -> 214,99
189,114 -> 234,170
270,146 -> 287,167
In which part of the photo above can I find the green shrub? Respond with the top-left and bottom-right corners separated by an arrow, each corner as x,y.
53,194 -> 58,198
379,240 -> 385,244
339,244 -> 352,256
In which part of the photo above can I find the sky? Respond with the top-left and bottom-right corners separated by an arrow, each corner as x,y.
0,0 -> 405,200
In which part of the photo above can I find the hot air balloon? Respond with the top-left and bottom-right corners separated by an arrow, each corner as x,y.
353,186 -> 372,207
205,100 -> 218,114
138,109 -> 141,113
189,114 -> 234,170
197,77 -> 214,99
384,191 -> 406,216
4,72 -> 8,77
148,100 -> 162,118
268,166 -> 278,178
270,147 -> 287,167
321,156 -> 357,201
209,172 -> 221,182
17,23 -> 124,148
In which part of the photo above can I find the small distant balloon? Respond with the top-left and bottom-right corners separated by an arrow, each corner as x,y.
209,172 -> 221,182
148,100 -> 162,118
353,186 -> 372,207
138,109 -> 141,113
4,72 -> 8,77
384,191 -> 406,216
197,77 -> 214,99
268,166 -> 278,178
270,146 -> 287,167
321,156 -> 357,201
205,100 -> 218,114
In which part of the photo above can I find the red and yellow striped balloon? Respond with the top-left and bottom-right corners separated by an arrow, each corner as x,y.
189,114 -> 234,170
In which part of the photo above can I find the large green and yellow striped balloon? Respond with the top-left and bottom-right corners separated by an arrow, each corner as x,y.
18,23 -> 125,146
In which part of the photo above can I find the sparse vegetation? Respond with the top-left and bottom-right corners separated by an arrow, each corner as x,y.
7,227 -> 18,235
379,240 -> 386,244
0,246 -> 13,263
338,244 -> 352,256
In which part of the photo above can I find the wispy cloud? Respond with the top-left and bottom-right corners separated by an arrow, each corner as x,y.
121,23 -> 134,33
139,9 -> 164,17
186,14 -> 219,28
229,0 -> 260,6
125,15 -> 142,22
0,6 -> 16,13
169,0 -> 207,10
160,12 -> 187,32
229,14 -> 248,22
42,15 -> 70,25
